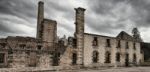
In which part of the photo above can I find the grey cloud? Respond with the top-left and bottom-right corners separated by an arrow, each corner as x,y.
88,0 -> 125,15
0,0 -> 37,37
44,1 -> 74,21
0,21 -> 27,34
126,0 -> 150,27
85,0 -> 150,35
0,0 -> 36,22
59,23 -> 74,32
86,16 -> 126,34
0,0 -> 75,38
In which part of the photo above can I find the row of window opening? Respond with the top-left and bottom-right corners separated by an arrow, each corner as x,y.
92,37 -> 136,49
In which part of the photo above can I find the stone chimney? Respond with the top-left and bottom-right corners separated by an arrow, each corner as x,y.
36,1 -> 44,39
74,7 -> 86,65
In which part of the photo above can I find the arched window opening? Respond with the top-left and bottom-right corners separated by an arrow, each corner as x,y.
106,39 -> 111,47
93,51 -> 99,63
93,37 -> 98,46
133,54 -> 137,62
126,42 -> 129,49
105,51 -> 111,63
116,53 -> 120,62
116,40 -> 121,48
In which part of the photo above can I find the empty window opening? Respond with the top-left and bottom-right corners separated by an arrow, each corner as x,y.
73,39 -> 77,47
126,42 -> 129,49
93,37 -> 98,46
133,43 -> 136,50
106,39 -> 111,47
72,53 -> 77,65
133,54 -> 137,62
117,40 -> 121,48
8,49 -> 13,54
0,53 -> 5,63
105,51 -> 111,63
37,45 -> 42,50
0,43 -> 6,48
116,53 -> 120,62
125,53 -> 129,66
93,51 -> 99,63
19,44 -> 26,49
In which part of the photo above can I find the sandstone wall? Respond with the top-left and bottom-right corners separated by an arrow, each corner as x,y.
83,34 -> 142,67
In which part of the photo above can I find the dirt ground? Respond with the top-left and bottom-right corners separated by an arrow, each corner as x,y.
82,67 -> 150,72
57,67 -> 150,72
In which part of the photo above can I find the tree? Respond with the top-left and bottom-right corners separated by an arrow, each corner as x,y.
132,27 -> 143,42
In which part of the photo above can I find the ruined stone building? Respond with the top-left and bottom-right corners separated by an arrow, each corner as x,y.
0,1 -> 146,69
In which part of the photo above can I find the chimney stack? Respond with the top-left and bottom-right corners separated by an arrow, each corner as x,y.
36,1 -> 44,39
74,7 -> 86,65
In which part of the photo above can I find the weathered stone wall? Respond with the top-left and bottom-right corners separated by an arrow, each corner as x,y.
38,52 -> 52,68
9,51 -> 26,68
0,36 -> 54,68
135,42 -> 142,64
83,34 -> 115,66
41,19 -> 57,47
83,33 -> 142,67
8,50 -> 52,68
59,46 -> 73,66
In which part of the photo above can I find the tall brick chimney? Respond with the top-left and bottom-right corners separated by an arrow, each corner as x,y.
74,7 -> 86,65
36,1 -> 44,39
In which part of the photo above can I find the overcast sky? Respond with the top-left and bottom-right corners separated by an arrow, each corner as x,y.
0,0 -> 150,42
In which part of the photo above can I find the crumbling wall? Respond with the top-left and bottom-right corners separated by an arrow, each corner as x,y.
38,52 -> 52,68
59,46 -> 74,66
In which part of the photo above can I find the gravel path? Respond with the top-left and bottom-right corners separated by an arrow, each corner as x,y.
80,67 -> 150,72
57,67 -> 150,72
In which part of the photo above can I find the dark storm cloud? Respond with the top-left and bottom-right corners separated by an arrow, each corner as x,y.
0,0 -> 37,37
127,0 -> 150,27
0,0 -> 36,24
85,0 -> 150,36
44,1 -> 75,21
0,0 -> 76,37
86,17 -> 126,34
88,0 -> 124,15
